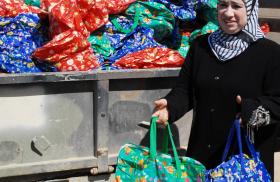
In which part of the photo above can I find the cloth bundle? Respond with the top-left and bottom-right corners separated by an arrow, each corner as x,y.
0,0 -> 46,18
0,13 -> 52,73
33,30 -> 100,71
149,0 -> 217,21
89,15 -> 162,68
33,0 -> 107,71
125,1 -> 175,41
114,47 -> 184,69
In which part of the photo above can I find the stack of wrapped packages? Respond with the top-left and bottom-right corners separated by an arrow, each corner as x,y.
0,0 -> 269,73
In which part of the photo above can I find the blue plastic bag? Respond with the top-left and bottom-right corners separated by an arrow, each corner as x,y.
206,120 -> 271,181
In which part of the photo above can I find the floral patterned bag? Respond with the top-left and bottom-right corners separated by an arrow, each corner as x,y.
115,117 -> 206,181
206,120 -> 271,181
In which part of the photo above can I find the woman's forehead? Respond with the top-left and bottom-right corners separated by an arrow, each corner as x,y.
219,0 -> 245,4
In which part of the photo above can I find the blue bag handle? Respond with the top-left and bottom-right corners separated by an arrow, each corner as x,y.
222,119 -> 259,168
222,120 -> 237,161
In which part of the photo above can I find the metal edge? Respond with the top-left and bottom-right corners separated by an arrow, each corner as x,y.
0,69 -> 180,85
0,156 -> 97,178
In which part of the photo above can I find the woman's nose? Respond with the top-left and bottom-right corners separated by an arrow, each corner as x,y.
224,7 -> 234,17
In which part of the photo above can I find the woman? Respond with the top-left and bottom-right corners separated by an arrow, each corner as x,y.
153,0 -> 280,178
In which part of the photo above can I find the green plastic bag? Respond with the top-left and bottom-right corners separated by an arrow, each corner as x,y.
125,1 -> 175,41
115,117 -> 206,182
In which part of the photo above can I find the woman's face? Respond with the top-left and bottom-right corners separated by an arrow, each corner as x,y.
217,0 -> 247,34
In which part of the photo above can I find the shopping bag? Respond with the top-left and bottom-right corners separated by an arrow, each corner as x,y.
115,117 -> 206,181
206,119 -> 271,181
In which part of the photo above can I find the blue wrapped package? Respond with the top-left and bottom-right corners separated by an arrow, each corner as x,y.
0,13 -> 49,73
89,15 -> 162,68
149,0 -> 217,21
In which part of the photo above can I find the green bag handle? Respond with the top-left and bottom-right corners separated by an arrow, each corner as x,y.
161,128 -> 169,154
150,116 -> 182,177
111,7 -> 140,34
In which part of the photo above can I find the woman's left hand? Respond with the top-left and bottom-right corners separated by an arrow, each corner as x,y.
236,95 -> 243,124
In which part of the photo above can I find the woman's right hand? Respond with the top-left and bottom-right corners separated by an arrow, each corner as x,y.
152,99 -> 169,128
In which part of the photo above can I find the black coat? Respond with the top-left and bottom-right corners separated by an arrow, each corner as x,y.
165,34 -> 280,176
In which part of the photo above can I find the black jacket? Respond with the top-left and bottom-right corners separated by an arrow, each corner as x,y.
165,34 -> 280,175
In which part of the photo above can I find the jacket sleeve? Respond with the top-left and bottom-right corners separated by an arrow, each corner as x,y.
164,43 -> 195,123
241,42 -> 280,128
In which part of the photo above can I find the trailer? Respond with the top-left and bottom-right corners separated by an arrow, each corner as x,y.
0,0 -> 280,181
0,69 -> 195,182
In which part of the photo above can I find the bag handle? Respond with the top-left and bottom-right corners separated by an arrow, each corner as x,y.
222,119 -> 249,161
150,116 -> 182,177
222,119 -> 259,171
110,7 -> 140,34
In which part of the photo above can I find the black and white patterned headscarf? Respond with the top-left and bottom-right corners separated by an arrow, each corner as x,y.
208,0 -> 264,61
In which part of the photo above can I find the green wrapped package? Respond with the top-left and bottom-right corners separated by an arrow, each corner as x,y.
88,31 -> 114,59
190,21 -> 219,42
176,34 -> 190,58
25,0 -> 40,7
125,1 -> 175,41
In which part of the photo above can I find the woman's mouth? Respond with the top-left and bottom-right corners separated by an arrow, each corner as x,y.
224,20 -> 236,25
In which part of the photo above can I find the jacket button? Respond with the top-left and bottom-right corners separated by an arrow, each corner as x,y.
214,76 -> 220,80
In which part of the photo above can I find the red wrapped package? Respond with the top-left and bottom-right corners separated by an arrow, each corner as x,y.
42,0 -> 89,37
260,22 -> 270,35
33,30 -> 100,71
77,0 -> 109,33
114,47 -> 184,69
106,0 -> 136,14
35,0 -> 136,72
42,0 -> 110,37
0,0 -> 47,17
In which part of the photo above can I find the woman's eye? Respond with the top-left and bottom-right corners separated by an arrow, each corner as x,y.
218,3 -> 227,8
232,4 -> 242,9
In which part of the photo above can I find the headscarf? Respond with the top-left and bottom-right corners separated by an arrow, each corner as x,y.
208,0 -> 264,61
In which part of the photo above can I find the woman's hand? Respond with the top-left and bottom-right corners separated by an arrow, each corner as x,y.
236,95 -> 242,124
152,99 -> 169,128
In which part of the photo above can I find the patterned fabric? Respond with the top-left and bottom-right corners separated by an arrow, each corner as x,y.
0,0 -> 46,18
89,16 -> 162,65
115,117 -> 206,181
24,0 -> 40,8
208,0 -> 264,61
116,143 -> 206,181
41,0 -> 108,38
33,0 -> 119,71
247,105 -> 270,143
114,47 -> 184,69
107,26 -> 161,62
148,0 -> 217,21
206,120 -> 271,182
125,1 -> 175,41
33,30 -> 100,71
207,154 -> 271,181
174,32 -> 191,58
190,21 -> 219,43
105,0 -> 136,14
0,13 -> 47,73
